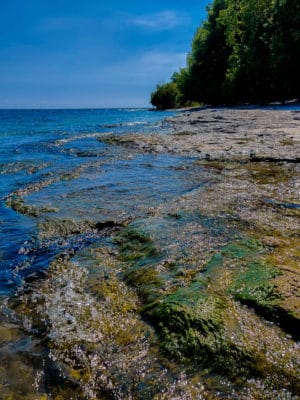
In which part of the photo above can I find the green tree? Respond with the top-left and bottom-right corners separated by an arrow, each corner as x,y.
150,0 -> 300,108
219,0 -> 274,103
150,82 -> 179,110
184,0 -> 230,104
270,0 -> 300,101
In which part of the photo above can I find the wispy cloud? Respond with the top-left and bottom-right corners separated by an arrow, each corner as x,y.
130,11 -> 185,30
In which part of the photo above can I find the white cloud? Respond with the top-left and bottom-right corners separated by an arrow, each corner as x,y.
130,11 -> 185,30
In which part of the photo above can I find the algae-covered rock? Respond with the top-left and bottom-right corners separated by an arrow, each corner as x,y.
229,261 -> 300,339
142,287 -> 256,377
229,261 -> 282,309
221,238 -> 266,259
199,238 -> 299,339
114,225 -> 161,264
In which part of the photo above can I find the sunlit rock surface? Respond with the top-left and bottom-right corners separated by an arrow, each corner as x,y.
1,107 -> 299,399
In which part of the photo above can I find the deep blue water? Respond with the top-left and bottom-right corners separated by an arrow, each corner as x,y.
0,108 -> 207,295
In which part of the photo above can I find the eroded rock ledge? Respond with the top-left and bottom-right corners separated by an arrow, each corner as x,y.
99,108 -> 300,162
4,107 -> 299,399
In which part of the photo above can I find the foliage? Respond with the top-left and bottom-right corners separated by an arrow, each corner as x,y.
150,82 -> 179,110
150,0 -> 300,108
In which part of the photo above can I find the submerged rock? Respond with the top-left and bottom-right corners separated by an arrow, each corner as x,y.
2,106 -> 299,399
6,196 -> 58,217
142,289 -> 257,378
38,217 -> 129,239
112,221 -> 300,396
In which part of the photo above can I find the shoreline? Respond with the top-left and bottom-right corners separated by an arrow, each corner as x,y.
1,107 -> 299,399
168,99 -> 300,113
101,106 -> 300,163
99,106 -> 300,337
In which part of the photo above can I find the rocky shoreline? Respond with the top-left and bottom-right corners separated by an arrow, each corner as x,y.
2,107 -> 300,399
101,107 -> 300,162
99,106 -> 300,351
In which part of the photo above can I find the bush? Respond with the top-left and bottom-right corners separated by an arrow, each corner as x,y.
150,82 -> 179,110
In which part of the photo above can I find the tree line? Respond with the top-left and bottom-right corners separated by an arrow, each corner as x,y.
150,0 -> 300,109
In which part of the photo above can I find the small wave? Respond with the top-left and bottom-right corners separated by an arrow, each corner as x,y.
55,132 -> 104,146
99,121 -> 147,129
123,108 -> 147,112
122,121 -> 146,127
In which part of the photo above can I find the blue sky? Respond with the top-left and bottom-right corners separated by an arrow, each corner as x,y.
0,0 -> 209,108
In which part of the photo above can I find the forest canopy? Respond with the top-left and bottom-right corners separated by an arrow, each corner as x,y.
150,0 -> 300,109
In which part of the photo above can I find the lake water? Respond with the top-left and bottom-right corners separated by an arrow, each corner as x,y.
0,108 -> 299,400
0,108 -> 181,295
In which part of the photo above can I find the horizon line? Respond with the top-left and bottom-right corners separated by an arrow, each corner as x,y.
0,106 -> 154,111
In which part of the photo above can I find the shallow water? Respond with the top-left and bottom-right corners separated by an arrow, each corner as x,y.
0,108 -> 176,294
0,108 -> 299,399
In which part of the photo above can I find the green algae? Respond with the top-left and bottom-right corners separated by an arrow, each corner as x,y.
8,248 -> 220,399
211,237 -> 300,340
114,222 -> 297,379
5,230 -> 300,398
142,288 -> 256,378
123,265 -> 165,303
114,226 -> 161,264
221,238 -> 265,258
229,260 -> 300,339
202,239 -> 298,335
229,261 -> 282,309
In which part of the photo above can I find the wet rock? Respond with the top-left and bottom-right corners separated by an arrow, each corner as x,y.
208,239 -> 300,340
142,288 -> 256,377
8,251 -> 215,399
38,217 -> 128,239
6,196 -> 58,217
0,323 -> 21,344
114,225 -> 161,263
8,178 -> 57,198
112,220 -> 300,393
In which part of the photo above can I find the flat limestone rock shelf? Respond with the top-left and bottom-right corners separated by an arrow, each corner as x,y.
100,108 -> 300,162
1,107 -> 299,399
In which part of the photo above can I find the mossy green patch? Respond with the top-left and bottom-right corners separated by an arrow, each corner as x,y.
123,265 -> 165,302
197,238 -> 266,285
143,290 -> 224,356
114,226 -> 161,264
203,252 -> 223,272
221,238 -> 265,259
143,287 -> 255,377
230,259 -> 300,339
229,261 -> 282,313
